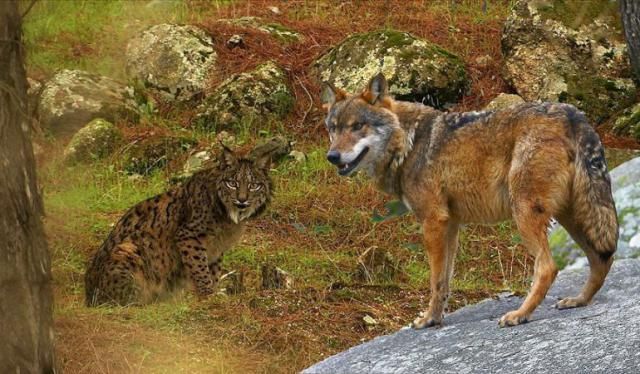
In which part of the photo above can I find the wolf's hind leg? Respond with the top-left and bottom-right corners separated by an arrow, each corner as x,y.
555,215 -> 613,309
499,203 -> 558,327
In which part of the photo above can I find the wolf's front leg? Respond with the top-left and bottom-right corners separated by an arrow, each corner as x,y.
413,214 -> 452,329
176,228 -> 215,298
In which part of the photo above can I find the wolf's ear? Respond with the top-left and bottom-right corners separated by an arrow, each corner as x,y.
363,73 -> 389,105
321,82 -> 346,111
219,144 -> 238,169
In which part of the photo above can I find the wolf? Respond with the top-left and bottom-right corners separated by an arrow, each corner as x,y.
322,73 -> 618,328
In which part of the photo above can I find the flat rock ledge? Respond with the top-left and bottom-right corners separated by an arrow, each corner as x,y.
304,259 -> 640,374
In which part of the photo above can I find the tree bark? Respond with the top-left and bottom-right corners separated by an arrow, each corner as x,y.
621,0 -> 640,81
0,1 -> 55,372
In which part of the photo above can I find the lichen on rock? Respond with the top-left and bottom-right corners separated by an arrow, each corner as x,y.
502,0 -> 637,123
126,24 -> 217,102
311,29 -> 468,107
196,61 -> 293,132
39,69 -> 138,137
219,16 -> 303,42
484,93 -> 525,110
63,118 -> 122,164
613,103 -> 640,141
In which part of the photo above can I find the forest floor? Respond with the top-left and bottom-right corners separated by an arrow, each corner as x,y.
22,1 -> 639,373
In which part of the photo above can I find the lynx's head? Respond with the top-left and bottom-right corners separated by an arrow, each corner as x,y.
216,146 -> 272,224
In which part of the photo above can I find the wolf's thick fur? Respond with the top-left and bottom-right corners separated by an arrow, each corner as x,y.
322,74 -> 618,327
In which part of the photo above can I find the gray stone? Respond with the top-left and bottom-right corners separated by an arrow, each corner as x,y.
304,259 -> 640,374
484,93 -> 525,110
195,61 -> 293,131
551,157 -> 640,269
312,29 -> 468,107
39,70 -> 137,137
126,24 -> 216,102
219,16 -> 303,42
63,118 -> 122,164
502,0 -> 636,123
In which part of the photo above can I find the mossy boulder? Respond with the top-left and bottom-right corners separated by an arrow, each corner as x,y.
484,93 -> 525,110
613,103 -> 640,141
312,29 -> 468,107
121,135 -> 197,175
551,157 -> 640,269
219,17 -> 303,42
196,61 -> 293,131
502,0 -> 637,124
39,70 -> 138,137
63,119 -> 122,164
126,24 -> 216,102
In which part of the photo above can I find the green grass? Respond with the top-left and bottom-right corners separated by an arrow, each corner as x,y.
44,160 -> 167,213
21,0 -> 190,78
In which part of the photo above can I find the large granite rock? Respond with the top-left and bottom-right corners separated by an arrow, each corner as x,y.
551,157 -> 640,269
304,259 -> 640,373
195,61 -> 293,131
39,70 -> 137,137
312,29 -> 468,107
126,24 -> 216,102
502,0 -> 637,123
63,118 -> 122,164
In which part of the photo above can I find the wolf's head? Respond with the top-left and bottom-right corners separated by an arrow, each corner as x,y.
321,73 -> 403,177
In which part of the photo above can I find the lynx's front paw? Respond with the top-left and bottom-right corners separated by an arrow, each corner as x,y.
195,283 -> 215,299
411,312 -> 443,329
498,310 -> 529,327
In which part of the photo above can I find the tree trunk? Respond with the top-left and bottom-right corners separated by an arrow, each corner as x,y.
621,0 -> 640,81
0,1 -> 55,372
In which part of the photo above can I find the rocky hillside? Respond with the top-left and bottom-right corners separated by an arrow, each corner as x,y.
304,258 -> 640,373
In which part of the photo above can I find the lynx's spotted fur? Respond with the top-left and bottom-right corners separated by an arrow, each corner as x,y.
85,147 -> 272,306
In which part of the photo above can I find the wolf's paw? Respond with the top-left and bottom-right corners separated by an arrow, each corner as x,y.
555,296 -> 588,310
498,311 -> 529,328
411,313 -> 442,329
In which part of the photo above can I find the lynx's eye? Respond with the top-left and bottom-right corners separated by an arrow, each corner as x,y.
352,122 -> 364,131
249,183 -> 262,192
225,180 -> 238,190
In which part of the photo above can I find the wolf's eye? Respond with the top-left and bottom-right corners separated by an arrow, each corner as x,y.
249,183 -> 262,191
225,180 -> 238,190
352,122 -> 364,131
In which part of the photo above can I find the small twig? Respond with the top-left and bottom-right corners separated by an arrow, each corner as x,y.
21,0 -> 39,19
295,75 -> 314,126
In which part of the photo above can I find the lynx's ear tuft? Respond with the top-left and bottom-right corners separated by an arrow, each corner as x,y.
255,153 -> 272,170
219,144 -> 238,169
321,82 -> 347,111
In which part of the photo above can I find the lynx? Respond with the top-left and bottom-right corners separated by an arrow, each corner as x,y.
85,146 -> 272,306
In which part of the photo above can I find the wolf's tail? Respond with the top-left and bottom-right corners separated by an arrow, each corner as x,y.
567,107 -> 618,261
